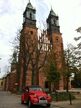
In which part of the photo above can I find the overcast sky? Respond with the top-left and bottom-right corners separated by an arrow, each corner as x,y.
0,0 -> 81,78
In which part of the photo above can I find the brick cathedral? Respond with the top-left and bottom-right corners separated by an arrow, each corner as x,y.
18,1 -> 65,91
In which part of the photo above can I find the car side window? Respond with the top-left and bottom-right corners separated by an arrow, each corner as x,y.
25,89 -> 28,92
25,87 -> 29,93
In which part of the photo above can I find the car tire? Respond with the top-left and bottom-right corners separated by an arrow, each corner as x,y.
28,100 -> 32,108
47,104 -> 51,107
21,99 -> 24,104
26,100 -> 29,105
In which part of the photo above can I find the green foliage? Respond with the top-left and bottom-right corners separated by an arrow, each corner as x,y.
74,28 -> 81,69
51,92 -> 75,101
43,50 -> 60,84
72,70 -> 81,88
47,63 -> 60,82
13,52 -> 17,63
64,44 -> 77,69
64,44 -> 78,92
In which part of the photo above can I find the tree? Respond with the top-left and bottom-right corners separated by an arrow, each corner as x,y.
11,51 -> 18,64
9,30 -> 20,65
63,27 -> 81,89
71,27 -> 81,88
74,27 -> 81,68
11,30 -> 20,57
64,44 -> 77,92
48,63 -> 60,91
10,29 -> 50,90
19,30 -> 50,87
43,50 -> 60,91
71,68 -> 81,88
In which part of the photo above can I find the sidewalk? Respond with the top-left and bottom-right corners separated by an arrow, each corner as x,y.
51,89 -> 81,108
52,99 -> 81,108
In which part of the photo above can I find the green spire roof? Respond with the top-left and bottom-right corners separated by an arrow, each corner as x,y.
50,8 -> 56,16
27,2 -> 34,9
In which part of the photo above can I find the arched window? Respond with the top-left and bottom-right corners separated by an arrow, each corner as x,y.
30,13 -> 32,19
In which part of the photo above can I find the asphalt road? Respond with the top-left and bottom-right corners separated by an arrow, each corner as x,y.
0,91 -> 27,108
0,91 -> 52,108
0,91 -> 81,108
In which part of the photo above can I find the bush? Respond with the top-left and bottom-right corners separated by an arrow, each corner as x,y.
51,92 -> 75,101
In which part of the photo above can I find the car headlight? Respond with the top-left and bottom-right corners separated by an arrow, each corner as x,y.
48,93 -> 50,96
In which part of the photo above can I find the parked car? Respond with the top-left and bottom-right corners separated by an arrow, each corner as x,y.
21,85 -> 52,107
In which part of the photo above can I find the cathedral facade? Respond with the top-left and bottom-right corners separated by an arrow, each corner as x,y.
18,1 -> 65,91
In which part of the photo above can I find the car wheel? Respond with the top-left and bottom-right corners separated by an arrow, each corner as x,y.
21,99 -> 24,104
26,100 -> 29,105
47,104 -> 51,107
28,100 -> 32,108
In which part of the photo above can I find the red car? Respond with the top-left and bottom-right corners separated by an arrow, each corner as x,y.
21,85 -> 52,107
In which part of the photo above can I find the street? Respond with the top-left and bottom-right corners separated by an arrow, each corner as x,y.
0,90 -> 81,108
0,91 -> 52,108
0,91 -> 27,108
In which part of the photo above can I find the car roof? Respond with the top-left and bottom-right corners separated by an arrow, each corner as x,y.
29,85 -> 41,88
24,85 -> 42,90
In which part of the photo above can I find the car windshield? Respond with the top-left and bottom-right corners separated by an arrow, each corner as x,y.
29,86 -> 43,91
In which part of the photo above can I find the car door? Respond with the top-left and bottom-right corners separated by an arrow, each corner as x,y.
24,87 -> 29,102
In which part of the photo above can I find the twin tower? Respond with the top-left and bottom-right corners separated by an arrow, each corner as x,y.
19,1 -> 65,90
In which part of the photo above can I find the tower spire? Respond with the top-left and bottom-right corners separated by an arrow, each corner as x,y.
51,5 -> 52,11
29,0 -> 30,3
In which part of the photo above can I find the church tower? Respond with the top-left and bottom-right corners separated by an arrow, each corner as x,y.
47,9 -> 64,90
23,0 -> 37,35
19,1 -> 37,90
47,8 -> 60,43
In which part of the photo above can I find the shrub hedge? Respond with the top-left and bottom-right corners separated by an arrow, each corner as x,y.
51,92 -> 75,101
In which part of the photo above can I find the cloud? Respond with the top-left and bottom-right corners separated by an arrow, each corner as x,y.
0,0 -> 24,16
0,0 -> 13,15
34,0 -> 50,29
0,0 -> 24,77
0,0 -> 81,78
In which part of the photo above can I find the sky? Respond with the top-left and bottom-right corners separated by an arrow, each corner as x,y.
0,0 -> 81,78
